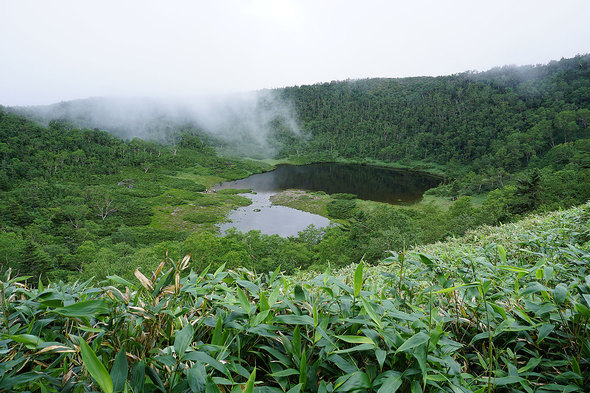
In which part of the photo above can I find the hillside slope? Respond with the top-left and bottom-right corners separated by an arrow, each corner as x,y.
1,203 -> 589,392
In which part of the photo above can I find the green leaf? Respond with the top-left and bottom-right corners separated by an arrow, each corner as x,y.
395,331 -> 429,353
237,288 -> 251,314
205,376 -> 222,393
375,349 -> 387,370
251,309 -> 271,327
554,284 -> 568,305
175,323 -> 194,357
377,372 -> 402,393
571,357 -> 582,377
521,282 -> 548,296
335,371 -> 371,392
287,384 -> 303,393
107,275 -> 137,289
211,314 -> 223,347
537,323 -> 555,344
334,343 -> 375,354
53,300 -> 110,318
131,361 -> 145,393
270,369 -> 300,378
182,351 -> 229,376
434,282 -> 479,294
494,375 -> 524,386
292,325 -> 302,357
299,349 -> 307,388
294,285 -> 306,302
188,363 -> 207,393
243,368 -> 256,393
145,365 -> 166,393
497,265 -> 528,274
417,254 -> 435,268
110,349 -> 128,393
336,335 -> 375,345
497,245 -> 507,264
354,261 -> 363,297
213,263 -> 226,278
79,338 -> 113,393
259,291 -> 270,312
2,334 -> 44,347
410,380 -> 423,393
275,315 -> 314,326
361,296 -> 383,329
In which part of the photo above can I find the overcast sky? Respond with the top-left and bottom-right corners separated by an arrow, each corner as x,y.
1,0 -> 589,106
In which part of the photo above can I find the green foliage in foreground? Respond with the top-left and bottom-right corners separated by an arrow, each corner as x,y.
2,204 -> 590,392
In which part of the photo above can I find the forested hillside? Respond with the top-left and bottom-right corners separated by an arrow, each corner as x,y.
278,55 -> 590,172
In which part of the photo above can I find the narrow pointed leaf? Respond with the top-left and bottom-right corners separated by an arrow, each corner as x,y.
175,323 -> 194,357
243,368 -> 256,393
395,331 -> 429,353
110,349 -> 128,393
79,338 -> 113,393
354,261 -> 363,297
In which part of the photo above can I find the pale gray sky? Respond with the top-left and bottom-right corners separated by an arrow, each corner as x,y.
1,0 -> 589,106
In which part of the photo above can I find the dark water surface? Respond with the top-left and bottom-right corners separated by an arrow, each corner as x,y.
216,163 -> 440,204
216,163 -> 440,236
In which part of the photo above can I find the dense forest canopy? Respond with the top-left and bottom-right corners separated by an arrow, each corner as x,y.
277,55 -> 590,171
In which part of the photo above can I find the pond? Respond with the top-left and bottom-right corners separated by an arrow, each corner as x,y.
215,163 -> 440,237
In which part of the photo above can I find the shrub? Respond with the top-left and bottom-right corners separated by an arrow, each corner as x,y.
326,199 -> 356,219
331,192 -> 357,200
184,210 -> 220,224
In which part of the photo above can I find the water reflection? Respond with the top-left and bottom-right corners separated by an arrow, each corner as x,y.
218,192 -> 331,237
215,163 -> 440,236
216,163 -> 440,204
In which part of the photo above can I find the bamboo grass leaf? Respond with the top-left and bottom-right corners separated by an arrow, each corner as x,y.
188,363 -> 207,393
175,323 -> 194,357
237,287 -> 251,314
79,338 -> 113,393
110,349 -> 128,393
294,285 -> 305,302
335,335 -> 375,345
299,349 -> 307,388
292,325 -> 302,357
134,269 -> 153,291
182,351 -> 230,376
107,275 -> 137,289
497,245 -> 507,264
243,368 -> 256,393
205,376 -> 222,393
354,261 -> 363,298
131,361 -> 145,393
375,349 -> 387,370
360,296 -> 382,328
2,334 -> 44,347
270,369 -> 300,378
53,300 -> 109,318
287,383 -> 303,393
377,372 -> 402,393
554,284 -> 568,305
395,331 -> 429,353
